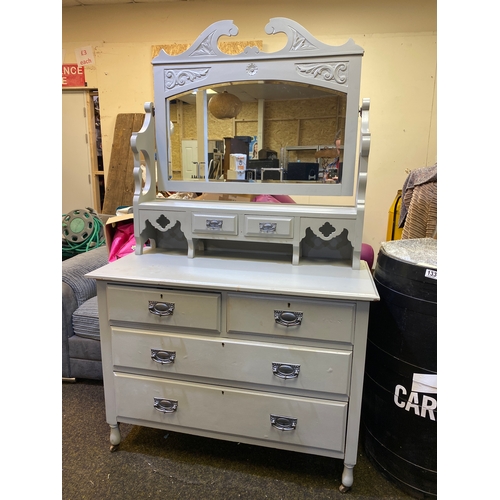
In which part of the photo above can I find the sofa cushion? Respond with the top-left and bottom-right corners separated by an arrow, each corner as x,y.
72,296 -> 100,340
62,245 -> 109,307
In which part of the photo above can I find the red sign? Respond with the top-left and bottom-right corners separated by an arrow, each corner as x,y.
62,64 -> 86,87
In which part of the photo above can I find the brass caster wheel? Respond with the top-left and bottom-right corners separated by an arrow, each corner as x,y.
339,484 -> 351,493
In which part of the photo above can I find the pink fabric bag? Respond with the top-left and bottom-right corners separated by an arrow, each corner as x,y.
108,221 -> 136,262
253,194 -> 295,204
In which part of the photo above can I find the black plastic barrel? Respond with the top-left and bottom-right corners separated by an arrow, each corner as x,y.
362,238 -> 437,499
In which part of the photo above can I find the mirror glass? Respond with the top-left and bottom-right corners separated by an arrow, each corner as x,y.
166,80 -> 346,187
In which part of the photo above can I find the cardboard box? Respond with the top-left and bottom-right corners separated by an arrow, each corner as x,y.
229,154 -> 246,171
227,169 -> 246,180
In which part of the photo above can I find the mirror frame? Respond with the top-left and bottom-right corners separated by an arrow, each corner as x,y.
151,18 -> 364,197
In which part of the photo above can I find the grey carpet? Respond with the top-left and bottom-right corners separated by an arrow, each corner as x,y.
62,380 -> 415,500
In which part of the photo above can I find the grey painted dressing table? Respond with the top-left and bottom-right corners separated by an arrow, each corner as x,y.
87,18 -> 379,492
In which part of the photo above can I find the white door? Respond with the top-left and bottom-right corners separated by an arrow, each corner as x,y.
62,91 -> 93,215
182,140 -> 198,180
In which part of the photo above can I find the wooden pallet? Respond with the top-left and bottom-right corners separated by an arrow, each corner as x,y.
102,113 -> 144,215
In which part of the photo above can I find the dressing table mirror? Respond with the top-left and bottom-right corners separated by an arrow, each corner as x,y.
89,18 -> 378,494
131,17 -> 371,268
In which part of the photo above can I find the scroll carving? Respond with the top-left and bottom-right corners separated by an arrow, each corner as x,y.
164,68 -> 210,91
296,62 -> 348,85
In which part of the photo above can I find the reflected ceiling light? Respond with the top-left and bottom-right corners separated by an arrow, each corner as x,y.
208,91 -> 242,119
191,89 -> 217,95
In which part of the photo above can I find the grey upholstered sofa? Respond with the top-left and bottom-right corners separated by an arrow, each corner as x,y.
62,245 -> 109,380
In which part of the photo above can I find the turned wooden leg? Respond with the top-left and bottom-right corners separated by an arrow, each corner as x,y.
109,424 -> 121,452
339,464 -> 354,493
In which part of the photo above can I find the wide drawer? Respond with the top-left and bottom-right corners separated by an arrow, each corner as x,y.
107,285 -> 221,332
112,328 -> 352,396
114,373 -> 348,454
244,215 -> 294,238
227,293 -> 355,344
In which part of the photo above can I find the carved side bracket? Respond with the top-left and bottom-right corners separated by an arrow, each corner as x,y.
357,98 -> 371,209
351,98 -> 371,269
131,102 -> 156,205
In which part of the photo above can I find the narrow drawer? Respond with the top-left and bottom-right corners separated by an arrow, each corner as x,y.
191,212 -> 238,235
107,285 -> 221,332
244,215 -> 294,238
112,328 -> 352,396
227,293 -> 355,344
114,373 -> 348,454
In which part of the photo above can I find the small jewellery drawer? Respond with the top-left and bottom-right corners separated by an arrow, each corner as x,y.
111,328 -> 352,396
227,293 -> 355,344
106,285 -> 221,332
191,213 -> 238,235
114,373 -> 348,454
244,216 -> 294,238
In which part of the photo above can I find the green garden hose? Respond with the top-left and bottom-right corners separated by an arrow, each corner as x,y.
62,208 -> 106,259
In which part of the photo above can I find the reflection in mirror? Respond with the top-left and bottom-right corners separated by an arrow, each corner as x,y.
167,81 -> 346,187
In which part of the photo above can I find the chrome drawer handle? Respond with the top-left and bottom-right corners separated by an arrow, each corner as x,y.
206,219 -> 223,230
151,349 -> 176,364
149,301 -> 175,316
272,362 -> 300,379
153,397 -> 178,413
270,414 -> 297,431
274,310 -> 303,327
259,222 -> 277,233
